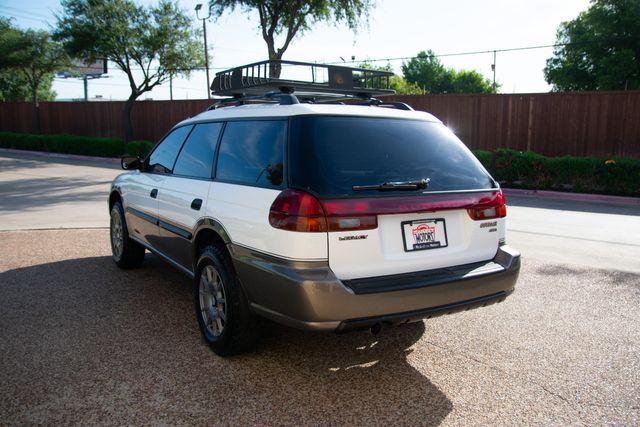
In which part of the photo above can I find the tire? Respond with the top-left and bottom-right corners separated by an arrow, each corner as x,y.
110,201 -> 145,269
194,244 -> 258,356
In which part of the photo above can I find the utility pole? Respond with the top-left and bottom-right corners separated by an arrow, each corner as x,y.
195,4 -> 212,99
83,75 -> 88,101
492,50 -> 497,91
169,73 -> 173,101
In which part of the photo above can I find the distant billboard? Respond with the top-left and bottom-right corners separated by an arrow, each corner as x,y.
58,59 -> 108,78
76,59 -> 108,76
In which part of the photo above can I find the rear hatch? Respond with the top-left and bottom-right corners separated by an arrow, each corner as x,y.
288,116 -> 505,281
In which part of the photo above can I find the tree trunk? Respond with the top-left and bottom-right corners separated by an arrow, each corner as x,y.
268,44 -> 282,79
31,83 -> 40,134
122,97 -> 136,152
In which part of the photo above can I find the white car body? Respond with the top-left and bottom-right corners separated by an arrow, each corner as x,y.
110,101 -> 519,336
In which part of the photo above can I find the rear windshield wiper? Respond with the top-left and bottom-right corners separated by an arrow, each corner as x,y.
352,178 -> 430,191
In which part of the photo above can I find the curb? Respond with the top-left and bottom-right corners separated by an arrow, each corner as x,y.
503,188 -> 640,208
0,148 -> 121,165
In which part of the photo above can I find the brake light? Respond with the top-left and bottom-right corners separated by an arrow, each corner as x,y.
269,189 -> 378,232
466,190 -> 507,220
269,189 -> 327,232
269,189 -> 506,232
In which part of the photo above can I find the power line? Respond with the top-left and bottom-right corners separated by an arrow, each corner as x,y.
53,77 -> 203,92
327,38 -> 633,66
0,5 -> 52,20
0,10 -> 50,25
101,37 -> 632,75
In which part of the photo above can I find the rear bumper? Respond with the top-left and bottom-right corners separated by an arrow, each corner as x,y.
230,244 -> 520,332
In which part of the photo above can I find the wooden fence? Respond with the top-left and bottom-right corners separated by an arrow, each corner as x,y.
1,90 -> 639,158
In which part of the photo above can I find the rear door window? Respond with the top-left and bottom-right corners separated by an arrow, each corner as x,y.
173,122 -> 223,179
215,120 -> 286,188
289,117 -> 494,197
148,125 -> 193,174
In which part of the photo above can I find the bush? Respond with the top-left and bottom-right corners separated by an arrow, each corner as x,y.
127,140 -> 154,158
474,148 -> 640,197
0,132 -> 153,158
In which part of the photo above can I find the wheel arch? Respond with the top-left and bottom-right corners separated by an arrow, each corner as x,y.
192,218 -> 233,272
108,188 -> 122,211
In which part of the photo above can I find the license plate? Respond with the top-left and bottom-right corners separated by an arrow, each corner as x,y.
401,218 -> 448,252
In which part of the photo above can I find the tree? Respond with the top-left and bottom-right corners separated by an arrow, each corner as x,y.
55,0 -> 204,143
0,71 -> 56,102
451,69 -> 495,94
358,61 -> 423,95
544,0 -> 640,91
389,75 -> 423,95
402,50 -> 497,94
0,18 -> 69,132
209,0 -> 375,77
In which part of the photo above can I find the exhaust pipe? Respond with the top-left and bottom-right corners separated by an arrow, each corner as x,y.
370,322 -> 382,335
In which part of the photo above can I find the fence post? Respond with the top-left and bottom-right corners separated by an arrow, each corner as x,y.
526,97 -> 534,152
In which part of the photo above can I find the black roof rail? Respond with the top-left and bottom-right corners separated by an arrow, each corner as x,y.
207,91 -> 299,110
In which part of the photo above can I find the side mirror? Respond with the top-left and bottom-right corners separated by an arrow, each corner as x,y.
121,156 -> 141,170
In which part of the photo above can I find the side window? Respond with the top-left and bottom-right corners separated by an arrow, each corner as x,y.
216,120 -> 286,188
147,125 -> 192,173
173,122 -> 223,179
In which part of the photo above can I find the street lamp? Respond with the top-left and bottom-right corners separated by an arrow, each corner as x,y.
195,3 -> 211,99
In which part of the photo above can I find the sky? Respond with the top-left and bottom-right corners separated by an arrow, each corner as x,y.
0,0 -> 592,100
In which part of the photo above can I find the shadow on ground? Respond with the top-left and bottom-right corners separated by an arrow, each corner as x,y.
0,177 -> 111,212
0,254 -> 452,424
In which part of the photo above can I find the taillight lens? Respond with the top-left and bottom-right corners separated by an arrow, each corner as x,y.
269,189 -> 327,232
269,188 -> 506,232
466,190 -> 507,220
269,189 -> 378,232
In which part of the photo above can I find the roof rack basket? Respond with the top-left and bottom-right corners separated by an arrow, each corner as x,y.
210,59 -> 395,100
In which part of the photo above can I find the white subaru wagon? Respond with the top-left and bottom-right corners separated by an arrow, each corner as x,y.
109,62 -> 520,356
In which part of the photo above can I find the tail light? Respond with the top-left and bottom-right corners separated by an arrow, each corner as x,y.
269,189 -> 506,232
269,189 -> 377,232
269,189 -> 327,232
466,190 -> 507,220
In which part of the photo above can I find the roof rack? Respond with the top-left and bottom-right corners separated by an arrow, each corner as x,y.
208,59 -> 411,110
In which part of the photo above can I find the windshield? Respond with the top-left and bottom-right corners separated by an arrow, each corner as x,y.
289,116 -> 495,197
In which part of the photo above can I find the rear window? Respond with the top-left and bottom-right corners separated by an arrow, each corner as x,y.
289,117 -> 494,197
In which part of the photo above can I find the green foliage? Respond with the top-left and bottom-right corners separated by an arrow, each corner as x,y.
544,0 -> 640,91
472,149 -> 493,169
210,0 -> 374,72
390,75 -> 423,95
126,140 -> 154,157
0,70 -> 56,102
475,148 -> 640,196
402,50 -> 497,94
0,18 -> 67,104
55,0 -> 204,141
0,132 -> 153,158
358,61 -> 423,95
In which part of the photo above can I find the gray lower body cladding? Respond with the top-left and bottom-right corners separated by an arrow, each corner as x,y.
229,244 -> 520,332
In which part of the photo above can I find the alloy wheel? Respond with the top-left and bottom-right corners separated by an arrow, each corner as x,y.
199,265 -> 227,337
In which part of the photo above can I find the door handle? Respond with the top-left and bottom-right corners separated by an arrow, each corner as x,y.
150,189 -> 158,199
191,198 -> 203,211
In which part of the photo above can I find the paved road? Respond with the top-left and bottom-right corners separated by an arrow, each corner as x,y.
1,151 -> 639,424
0,150 -> 121,230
